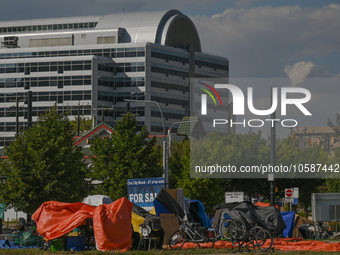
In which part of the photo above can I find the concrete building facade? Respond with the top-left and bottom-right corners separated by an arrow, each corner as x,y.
0,10 -> 229,147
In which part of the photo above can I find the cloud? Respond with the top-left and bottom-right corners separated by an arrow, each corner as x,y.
284,61 -> 314,86
191,4 -> 340,77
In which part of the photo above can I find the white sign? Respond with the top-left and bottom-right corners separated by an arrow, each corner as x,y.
225,192 -> 244,203
285,187 -> 299,198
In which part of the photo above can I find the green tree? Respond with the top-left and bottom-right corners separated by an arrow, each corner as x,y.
0,106 -> 90,214
170,132 -> 271,213
326,114 -> 340,192
70,115 -> 92,136
88,112 -> 163,201
275,137 -> 328,214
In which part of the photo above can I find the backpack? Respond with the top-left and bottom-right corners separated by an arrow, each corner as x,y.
142,214 -> 162,231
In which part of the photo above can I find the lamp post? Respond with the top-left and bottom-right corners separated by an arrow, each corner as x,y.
166,120 -> 197,188
125,99 -> 167,188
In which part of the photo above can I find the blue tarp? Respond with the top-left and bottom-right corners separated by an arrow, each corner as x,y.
185,198 -> 212,227
0,239 -> 38,249
281,211 -> 295,238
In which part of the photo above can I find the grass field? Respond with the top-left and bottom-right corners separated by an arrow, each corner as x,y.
0,248 -> 332,254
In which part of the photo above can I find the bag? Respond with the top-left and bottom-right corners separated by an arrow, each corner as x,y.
143,214 -> 162,231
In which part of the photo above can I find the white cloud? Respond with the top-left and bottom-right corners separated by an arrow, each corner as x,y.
284,61 -> 315,87
191,4 -> 340,77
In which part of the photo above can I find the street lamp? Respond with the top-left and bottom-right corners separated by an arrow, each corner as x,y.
166,120 -> 197,188
124,99 -> 167,188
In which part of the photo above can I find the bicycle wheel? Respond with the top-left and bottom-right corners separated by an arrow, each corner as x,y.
255,228 -> 272,251
196,228 -> 215,248
219,220 -> 231,240
169,230 -> 186,249
229,219 -> 246,241
307,224 -> 316,239
248,226 -> 260,248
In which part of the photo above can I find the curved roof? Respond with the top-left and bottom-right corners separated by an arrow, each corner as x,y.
97,10 -> 201,52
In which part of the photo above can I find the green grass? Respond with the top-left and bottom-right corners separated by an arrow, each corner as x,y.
0,248 -> 334,255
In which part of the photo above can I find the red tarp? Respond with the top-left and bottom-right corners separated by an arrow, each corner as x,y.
179,239 -> 340,252
32,197 -> 133,252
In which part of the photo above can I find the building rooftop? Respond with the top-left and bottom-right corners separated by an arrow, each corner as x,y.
0,10 -> 201,52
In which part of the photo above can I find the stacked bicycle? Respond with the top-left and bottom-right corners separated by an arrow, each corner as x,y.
169,215 -> 216,249
219,215 -> 273,252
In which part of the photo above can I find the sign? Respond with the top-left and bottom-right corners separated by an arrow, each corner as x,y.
285,189 -> 293,197
0,203 -> 4,219
127,177 -> 164,209
285,198 -> 294,203
285,187 -> 299,198
293,187 -> 299,198
293,198 -> 298,205
225,192 -> 245,203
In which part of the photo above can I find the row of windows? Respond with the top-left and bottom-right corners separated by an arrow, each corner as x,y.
116,77 -> 144,87
151,66 -> 189,79
0,47 -> 145,59
98,90 -> 114,103
116,62 -> 145,73
98,63 -> 115,73
0,60 -> 92,74
98,76 -> 115,88
0,104 -> 92,119
0,75 -> 91,89
0,22 -> 98,34
116,92 -> 145,102
151,51 -> 189,65
0,90 -> 91,103
151,111 -> 184,121
151,96 -> 189,108
151,49 -> 228,71
0,137 -> 15,147
195,59 -> 229,71
150,80 -> 188,93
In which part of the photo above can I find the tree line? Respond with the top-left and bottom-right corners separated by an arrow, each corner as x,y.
0,106 -> 339,214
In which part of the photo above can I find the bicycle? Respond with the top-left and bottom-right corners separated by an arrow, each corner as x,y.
227,218 -> 273,252
169,217 -> 216,249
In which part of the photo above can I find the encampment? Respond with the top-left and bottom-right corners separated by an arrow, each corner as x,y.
32,197 -> 133,252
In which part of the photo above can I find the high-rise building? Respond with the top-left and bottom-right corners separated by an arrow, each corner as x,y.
0,10 -> 229,147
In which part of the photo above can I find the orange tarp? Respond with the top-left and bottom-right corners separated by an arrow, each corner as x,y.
32,197 -> 133,252
180,239 -> 340,252
255,201 -> 280,210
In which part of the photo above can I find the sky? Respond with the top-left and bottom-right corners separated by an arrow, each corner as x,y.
0,0 -> 339,137
0,0 -> 339,80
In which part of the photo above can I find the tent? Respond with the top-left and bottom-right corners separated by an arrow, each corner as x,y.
32,197 -> 133,252
213,201 -> 286,236
185,198 -> 212,227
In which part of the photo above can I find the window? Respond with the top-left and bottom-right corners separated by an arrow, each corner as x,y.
97,36 -> 116,44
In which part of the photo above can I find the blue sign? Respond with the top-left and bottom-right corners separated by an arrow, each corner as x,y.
293,198 -> 298,205
127,177 -> 164,208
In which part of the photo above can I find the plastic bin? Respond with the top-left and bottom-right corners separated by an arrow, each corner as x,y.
66,236 -> 85,251
13,235 -> 22,246
51,237 -> 66,251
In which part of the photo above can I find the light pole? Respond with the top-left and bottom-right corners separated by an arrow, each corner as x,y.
125,99 -> 167,188
166,120 -> 197,188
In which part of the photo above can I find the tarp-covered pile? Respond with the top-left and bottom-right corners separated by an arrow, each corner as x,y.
32,197 -> 133,252
213,201 -> 286,236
